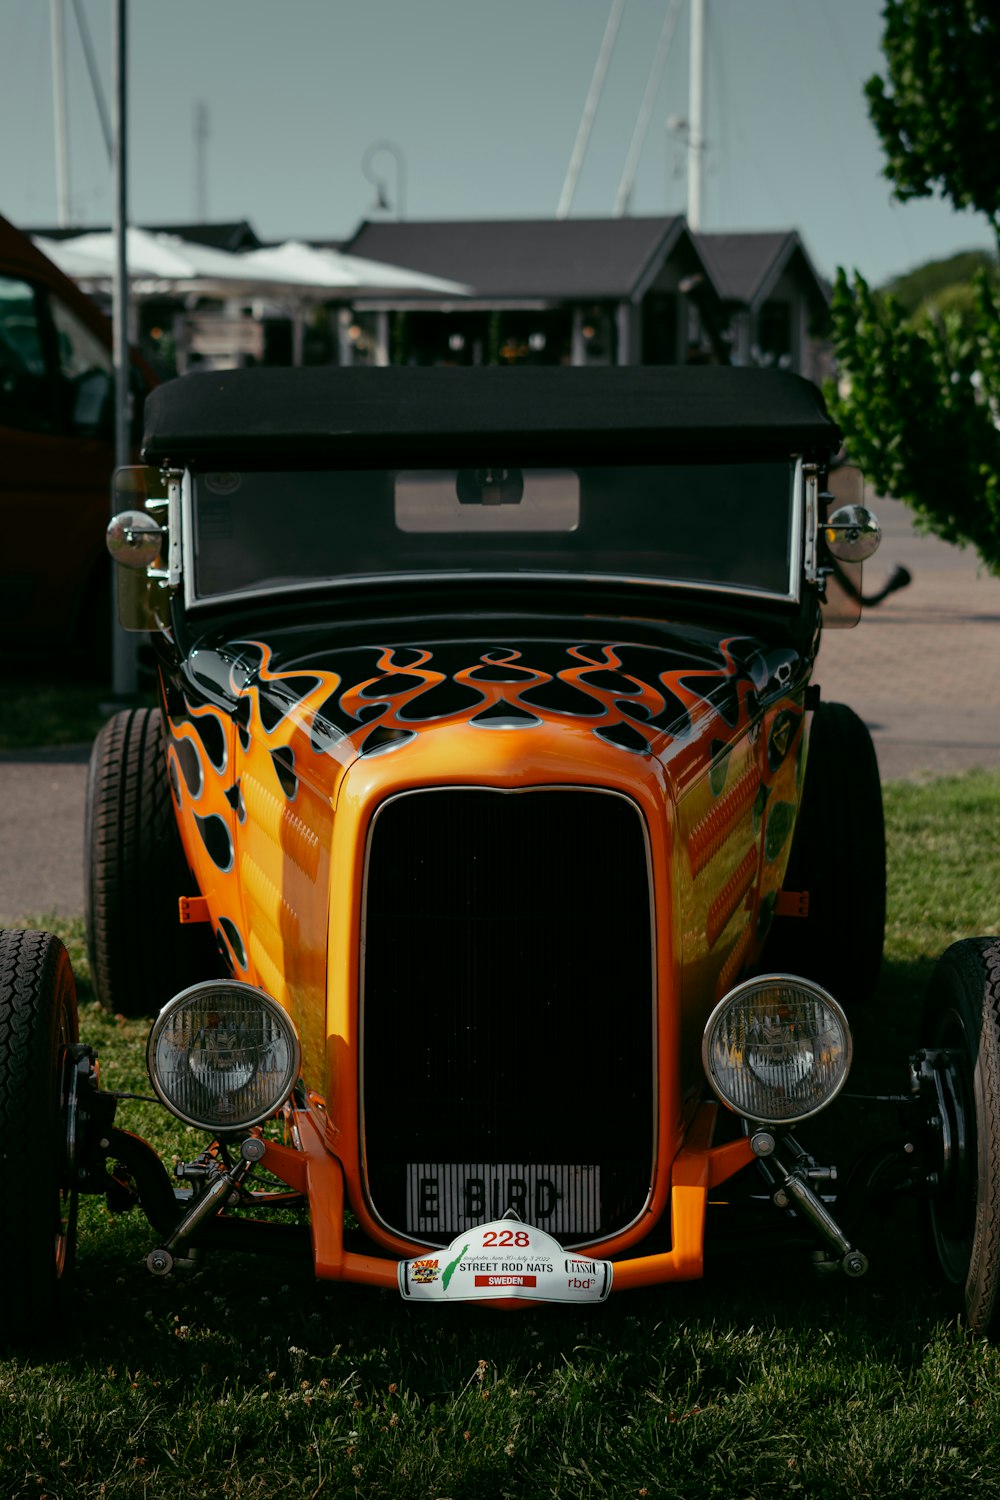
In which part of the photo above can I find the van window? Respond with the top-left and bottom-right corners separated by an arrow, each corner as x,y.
0,275 -> 57,432
50,295 -> 114,434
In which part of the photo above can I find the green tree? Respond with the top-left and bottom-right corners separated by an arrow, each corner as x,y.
829,0 -> 1000,572
865,0 -> 1000,226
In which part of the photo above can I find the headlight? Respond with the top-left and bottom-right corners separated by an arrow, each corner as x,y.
148,981 -> 301,1131
702,975 -> 851,1124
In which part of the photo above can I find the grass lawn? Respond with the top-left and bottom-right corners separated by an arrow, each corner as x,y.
0,772 -> 998,1498
0,671 -> 115,753
0,663 -> 156,753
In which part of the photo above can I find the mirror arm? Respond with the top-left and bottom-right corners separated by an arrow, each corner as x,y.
145,470 -> 183,588
802,462 -> 821,585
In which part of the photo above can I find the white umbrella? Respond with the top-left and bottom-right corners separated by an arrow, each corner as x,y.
35,226 -> 257,290
33,228 -> 471,369
239,239 -> 365,289
242,239 -> 469,295
57,226 -> 204,278
33,234 -> 119,280
36,229 -> 471,298
35,227 -> 305,293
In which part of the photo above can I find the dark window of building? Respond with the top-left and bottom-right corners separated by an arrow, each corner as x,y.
386,310 -> 572,368
641,292 -> 678,365
578,303 -> 616,365
757,300 -> 793,366
494,310 -> 572,366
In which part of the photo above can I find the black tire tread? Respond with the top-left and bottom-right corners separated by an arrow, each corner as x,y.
924,937 -> 1000,1337
0,928 -> 78,1345
84,707 -> 217,1016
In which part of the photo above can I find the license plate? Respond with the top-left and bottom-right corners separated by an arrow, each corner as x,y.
399,1215 -> 613,1304
405,1163 -> 600,1237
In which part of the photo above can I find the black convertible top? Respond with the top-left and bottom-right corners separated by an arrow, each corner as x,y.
142,365 -> 840,468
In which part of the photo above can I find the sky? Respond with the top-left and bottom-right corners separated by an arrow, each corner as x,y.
1,0 -> 995,289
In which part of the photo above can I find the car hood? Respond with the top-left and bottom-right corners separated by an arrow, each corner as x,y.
179,622 -> 807,806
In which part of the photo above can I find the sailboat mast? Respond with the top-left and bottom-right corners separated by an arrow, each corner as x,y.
50,0 -> 71,225
688,0 -> 705,229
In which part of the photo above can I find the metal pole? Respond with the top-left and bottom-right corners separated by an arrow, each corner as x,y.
194,100 -> 209,220
688,0 -> 705,230
51,0 -> 71,225
111,0 -> 136,697
557,0 -> 626,219
112,0 -> 128,468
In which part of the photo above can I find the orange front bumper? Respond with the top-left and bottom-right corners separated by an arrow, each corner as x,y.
261,1100 -> 755,1296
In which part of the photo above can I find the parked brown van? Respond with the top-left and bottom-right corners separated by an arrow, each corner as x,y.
0,213 -> 153,667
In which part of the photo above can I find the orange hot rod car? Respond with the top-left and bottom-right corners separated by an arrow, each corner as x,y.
4,364 -> 993,1341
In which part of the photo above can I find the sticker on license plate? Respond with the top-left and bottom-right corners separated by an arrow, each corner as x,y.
399,1215 -> 613,1304
405,1163 -> 600,1236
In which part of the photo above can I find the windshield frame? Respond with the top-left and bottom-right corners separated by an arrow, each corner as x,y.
179,459 -> 806,614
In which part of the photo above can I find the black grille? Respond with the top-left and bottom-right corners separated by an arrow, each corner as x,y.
361,787 -> 654,1246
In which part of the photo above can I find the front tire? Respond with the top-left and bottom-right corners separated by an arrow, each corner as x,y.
84,707 -> 219,1017
0,929 -> 79,1347
921,938 -> 1000,1337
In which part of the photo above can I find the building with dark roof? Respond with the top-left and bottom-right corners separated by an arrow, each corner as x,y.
694,231 -> 831,380
341,216 -> 727,368
23,214 -> 831,377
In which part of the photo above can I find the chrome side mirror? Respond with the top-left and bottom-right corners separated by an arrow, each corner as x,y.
106,509 -> 163,570
823,504 -> 881,563
108,467 -> 175,632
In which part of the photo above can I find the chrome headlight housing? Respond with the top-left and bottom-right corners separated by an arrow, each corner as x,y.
702,974 -> 852,1125
147,981 -> 301,1131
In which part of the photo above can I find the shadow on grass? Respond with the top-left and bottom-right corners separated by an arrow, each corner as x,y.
48,955 -> 954,1394
51,1208 -> 951,1414
10,924 -> 973,1422
848,953 -> 934,1091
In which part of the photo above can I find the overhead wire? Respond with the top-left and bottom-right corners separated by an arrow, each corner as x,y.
557,0 -> 627,219
69,0 -> 112,161
613,0 -> 684,216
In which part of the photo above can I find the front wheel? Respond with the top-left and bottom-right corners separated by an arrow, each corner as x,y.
921,938 -> 1000,1336
0,928 -> 79,1347
84,708 -> 219,1017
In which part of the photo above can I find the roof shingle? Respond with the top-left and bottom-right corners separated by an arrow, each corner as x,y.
342,216 -> 691,299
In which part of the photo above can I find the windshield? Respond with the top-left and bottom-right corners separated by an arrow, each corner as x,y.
188,462 -> 798,603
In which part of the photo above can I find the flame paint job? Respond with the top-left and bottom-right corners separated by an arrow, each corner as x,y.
158,617 -> 808,1277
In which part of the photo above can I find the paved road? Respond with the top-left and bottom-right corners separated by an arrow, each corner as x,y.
2,494 -> 998,924
0,744 -> 90,924
816,496 -> 1000,782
